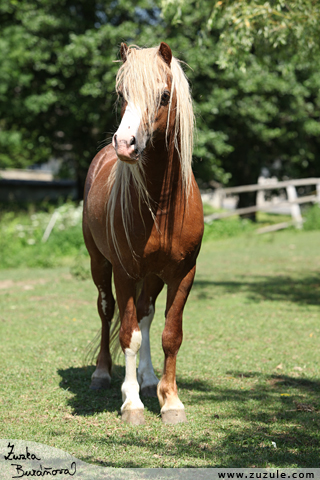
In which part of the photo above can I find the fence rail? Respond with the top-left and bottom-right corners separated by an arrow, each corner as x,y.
221,177 -> 320,194
203,177 -> 320,232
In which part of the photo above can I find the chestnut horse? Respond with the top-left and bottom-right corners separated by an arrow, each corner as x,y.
83,42 -> 204,425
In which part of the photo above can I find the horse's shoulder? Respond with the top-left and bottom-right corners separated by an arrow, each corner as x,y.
89,144 -> 117,180
84,145 -> 117,201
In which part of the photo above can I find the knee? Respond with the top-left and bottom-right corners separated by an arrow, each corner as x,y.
120,328 -> 142,354
162,326 -> 182,356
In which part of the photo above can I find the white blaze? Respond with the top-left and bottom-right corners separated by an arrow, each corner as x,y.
115,102 -> 141,143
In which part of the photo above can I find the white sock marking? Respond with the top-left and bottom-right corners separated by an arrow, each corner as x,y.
121,330 -> 144,412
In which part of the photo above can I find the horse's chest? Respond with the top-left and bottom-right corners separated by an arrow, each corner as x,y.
132,219 -> 202,277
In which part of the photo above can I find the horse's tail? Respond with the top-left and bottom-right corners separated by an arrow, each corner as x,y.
84,305 -> 121,369
109,302 -> 121,362
84,329 -> 101,368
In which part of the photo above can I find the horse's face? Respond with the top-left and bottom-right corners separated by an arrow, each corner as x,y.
112,43 -> 174,165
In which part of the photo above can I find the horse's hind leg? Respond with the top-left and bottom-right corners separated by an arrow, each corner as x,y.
89,252 -> 115,390
157,266 -> 196,424
137,275 -> 164,397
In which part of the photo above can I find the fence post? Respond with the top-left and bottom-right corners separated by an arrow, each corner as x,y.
316,183 -> 320,204
257,177 -> 266,207
286,185 -> 303,229
212,187 -> 224,209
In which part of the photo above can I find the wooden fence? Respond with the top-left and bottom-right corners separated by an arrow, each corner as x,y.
0,169 -> 77,203
203,177 -> 320,233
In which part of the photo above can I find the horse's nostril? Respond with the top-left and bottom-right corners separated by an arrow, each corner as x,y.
113,134 -> 117,147
130,136 -> 136,146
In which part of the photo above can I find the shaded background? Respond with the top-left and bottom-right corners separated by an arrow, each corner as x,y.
1,0 -> 320,203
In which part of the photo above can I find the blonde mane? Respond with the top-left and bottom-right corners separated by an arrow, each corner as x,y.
107,45 -> 195,266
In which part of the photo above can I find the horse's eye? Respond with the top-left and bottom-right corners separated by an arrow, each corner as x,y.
161,90 -> 170,106
117,91 -> 123,98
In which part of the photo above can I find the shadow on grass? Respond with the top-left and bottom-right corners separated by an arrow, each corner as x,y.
58,365 -> 320,467
178,372 -> 320,468
193,274 -> 320,306
57,364 -> 160,417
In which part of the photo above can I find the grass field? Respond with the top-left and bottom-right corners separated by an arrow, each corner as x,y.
0,229 -> 320,468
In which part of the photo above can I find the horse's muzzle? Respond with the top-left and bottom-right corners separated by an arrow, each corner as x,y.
112,134 -> 139,164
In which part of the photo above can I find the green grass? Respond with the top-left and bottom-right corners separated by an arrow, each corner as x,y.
0,228 -> 320,467
304,204 -> 320,231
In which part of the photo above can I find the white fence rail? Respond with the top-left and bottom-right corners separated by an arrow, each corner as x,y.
203,177 -> 320,232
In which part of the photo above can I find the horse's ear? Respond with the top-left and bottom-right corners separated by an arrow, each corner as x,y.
158,42 -> 172,67
120,43 -> 129,62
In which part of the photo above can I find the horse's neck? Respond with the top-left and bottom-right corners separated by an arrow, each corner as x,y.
143,140 -> 182,207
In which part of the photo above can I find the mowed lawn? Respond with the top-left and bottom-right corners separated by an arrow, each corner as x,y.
0,229 -> 319,468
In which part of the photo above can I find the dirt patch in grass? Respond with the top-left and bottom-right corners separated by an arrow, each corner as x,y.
0,273 -> 72,291
0,280 -> 15,289
0,278 -> 48,290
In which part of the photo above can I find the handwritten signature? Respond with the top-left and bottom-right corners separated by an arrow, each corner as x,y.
4,442 -> 76,478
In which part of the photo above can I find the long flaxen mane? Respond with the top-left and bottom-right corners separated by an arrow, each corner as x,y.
107,45 -> 195,263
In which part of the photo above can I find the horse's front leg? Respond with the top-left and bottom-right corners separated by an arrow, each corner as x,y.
114,272 -> 145,425
157,265 -> 196,424
137,274 -> 164,397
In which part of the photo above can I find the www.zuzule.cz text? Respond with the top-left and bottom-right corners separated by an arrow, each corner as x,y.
218,472 -> 314,479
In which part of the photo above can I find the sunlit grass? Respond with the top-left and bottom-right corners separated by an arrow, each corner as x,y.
0,229 -> 319,467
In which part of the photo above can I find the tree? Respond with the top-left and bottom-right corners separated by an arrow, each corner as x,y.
0,0 -> 162,195
2,0 -> 320,205
161,0 -> 320,212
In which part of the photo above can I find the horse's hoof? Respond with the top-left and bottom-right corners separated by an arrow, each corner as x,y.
121,409 -> 145,425
140,384 -> 158,398
161,409 -> 187,424
90,376 -> 111,390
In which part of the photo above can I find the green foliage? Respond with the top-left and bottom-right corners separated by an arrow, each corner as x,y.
161,0 -> 320,68
1,0 -> 320,192
162,1 -> 320,186
70,250 -> 91,280
0,0 -> 162,188
303,204 -> 320,231
202,202 -> 217,216
0,203 -> 85,268
203,217 -> 255,241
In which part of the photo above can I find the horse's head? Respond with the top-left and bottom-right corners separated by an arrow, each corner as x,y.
112,43 -> 175,165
